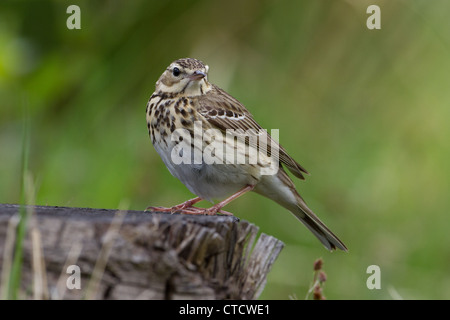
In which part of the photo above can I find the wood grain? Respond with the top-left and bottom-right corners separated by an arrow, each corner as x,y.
0,204 -> 284,300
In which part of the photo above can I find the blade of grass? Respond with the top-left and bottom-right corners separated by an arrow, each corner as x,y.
26,171 -> 49,300
31,225 -> 48,300
8,107 -> 31,299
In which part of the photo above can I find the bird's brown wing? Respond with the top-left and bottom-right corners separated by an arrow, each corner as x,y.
196,85 -> 309,180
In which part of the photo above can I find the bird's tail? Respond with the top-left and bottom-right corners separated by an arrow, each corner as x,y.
292,194 -> 347,251
255,169 -> 347,251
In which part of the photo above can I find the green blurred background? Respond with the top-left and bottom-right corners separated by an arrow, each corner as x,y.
1,0 -> 449,299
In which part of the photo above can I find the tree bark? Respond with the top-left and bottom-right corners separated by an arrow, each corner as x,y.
0,203 -> 284,300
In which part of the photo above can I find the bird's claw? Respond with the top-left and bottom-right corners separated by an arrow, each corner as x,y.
146,205 -> 236,218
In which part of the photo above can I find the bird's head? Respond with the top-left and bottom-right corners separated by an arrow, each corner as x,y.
155,58 -> 211,96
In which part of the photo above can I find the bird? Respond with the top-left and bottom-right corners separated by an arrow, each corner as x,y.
145,58 -> 347,251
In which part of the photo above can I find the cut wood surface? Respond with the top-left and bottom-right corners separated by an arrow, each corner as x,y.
0,203 -> 284,300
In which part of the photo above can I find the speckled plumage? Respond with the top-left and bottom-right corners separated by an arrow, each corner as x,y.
145,58 -> 347,251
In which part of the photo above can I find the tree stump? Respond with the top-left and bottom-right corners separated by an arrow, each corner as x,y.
0,204 -> 284,300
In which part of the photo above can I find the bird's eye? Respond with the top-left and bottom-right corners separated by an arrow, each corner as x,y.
172,67 -> 181,77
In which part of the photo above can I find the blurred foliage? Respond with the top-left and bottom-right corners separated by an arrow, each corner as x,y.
1,0 -> 450,299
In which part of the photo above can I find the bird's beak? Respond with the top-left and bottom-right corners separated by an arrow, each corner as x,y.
189,70 -> 206,81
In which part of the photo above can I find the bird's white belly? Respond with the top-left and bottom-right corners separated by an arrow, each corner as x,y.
153,140 -> 256,202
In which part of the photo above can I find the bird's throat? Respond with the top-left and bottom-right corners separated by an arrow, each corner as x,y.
182,79 -> 211,96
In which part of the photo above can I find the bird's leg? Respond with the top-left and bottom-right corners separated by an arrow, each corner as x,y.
146,196 -> 203,213
180,185 -> 255,216
205,185 -> 255,216
147,185 -> 254,216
